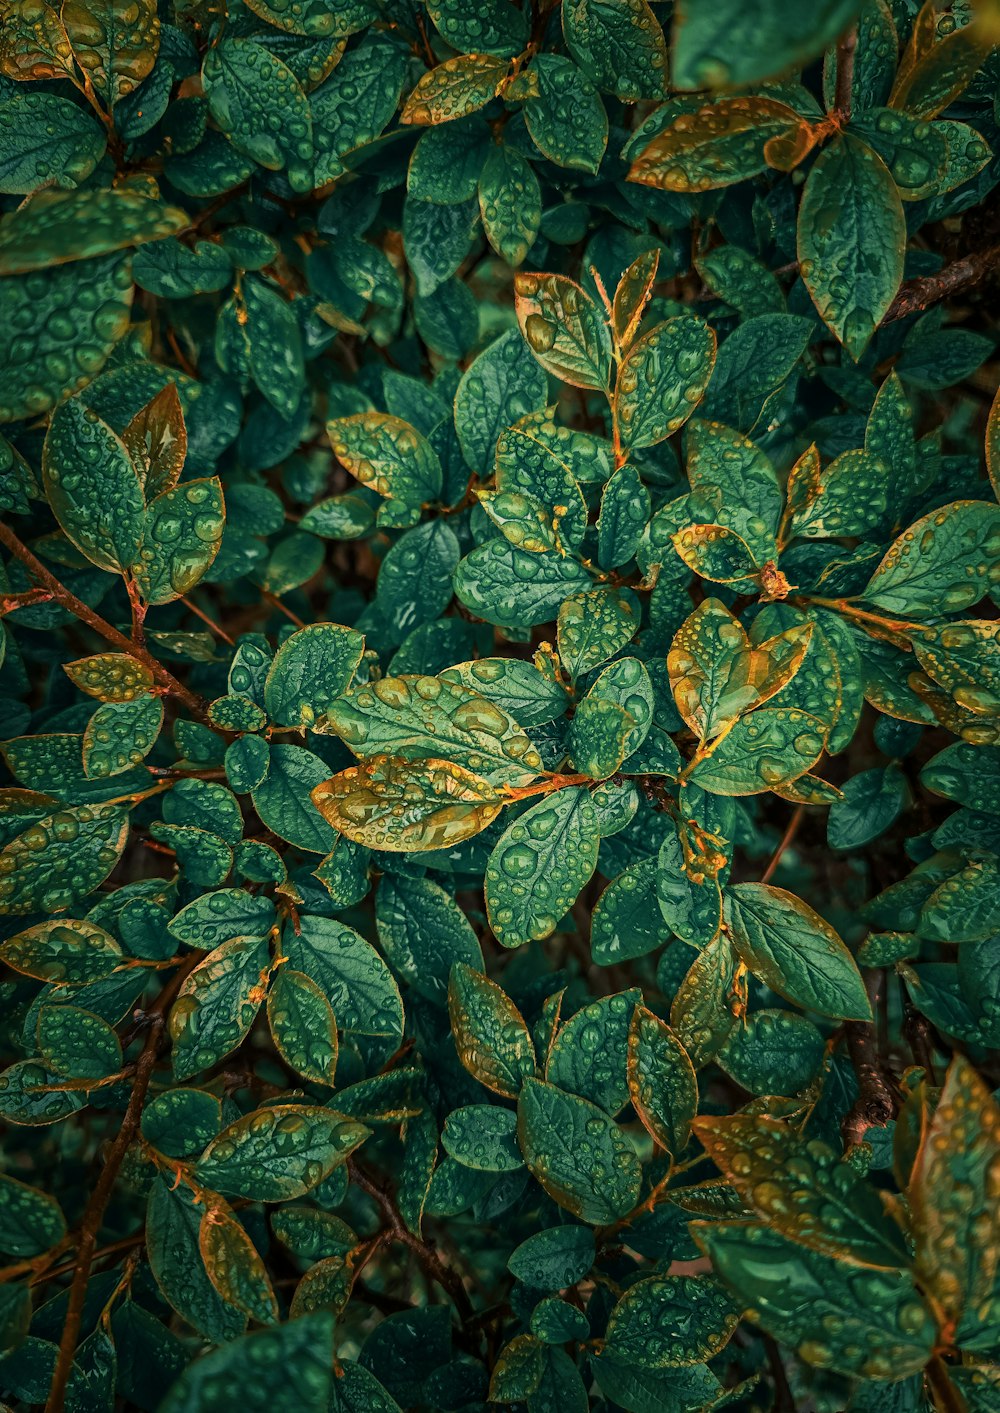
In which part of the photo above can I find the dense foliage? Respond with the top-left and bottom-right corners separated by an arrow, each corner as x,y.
2,0 -> 1000,1408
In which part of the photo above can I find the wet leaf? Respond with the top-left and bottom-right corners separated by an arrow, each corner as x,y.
485,786 -> 600,947
448,962 -> 536,1098
195,1104 -> 370,1201
517,1078 -> 641,1224
312,754 -> 504,852
797,134 -> 904,361
724,883 -> 871,1020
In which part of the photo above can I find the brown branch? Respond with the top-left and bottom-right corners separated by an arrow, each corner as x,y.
841,976 -> 896,1150
347,1158 -> 475,1328
0,522 -> 209,724
883,244 -> 1000,324
760,805 -> 805,885
45,953 -> 201,1413
833,26 -> 857,121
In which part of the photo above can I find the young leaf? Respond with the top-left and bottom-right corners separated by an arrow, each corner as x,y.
513,271 -> 612,390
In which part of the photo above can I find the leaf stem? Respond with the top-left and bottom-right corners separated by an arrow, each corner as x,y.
0,522 -> 210,724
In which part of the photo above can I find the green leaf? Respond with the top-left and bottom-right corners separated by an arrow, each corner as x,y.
282,913 -> 403,1039
262,623 -> 364,729
133,477 -> 225,605
592,860 -> 672,965
479,144 -> 541,267
724,883 -> 871,1020
312,754 -> 504,852
614,315 -> 715,449
454,328 -> 547,477
455,539 -> 592,629
827,765 -> 908,849
597,463 -> 650,570
442,1103 -> 522,1171
42,396 -> 144,573
196,1104 -> 370,1201
694,1221 -> 935,1380
568,697 -> 634,780
327,413 -> 442,508
0,91 -> 105,194
627,1005 -> 697,1160
517,1078 -> 641,1224
0,187 -> 184,275
485,786 -> 600,947
0,252 -> 133,424
37,1003 -> 122,1080
694,1113 -> 910,1267
142,1088 -> 222,1160
233,276 -> 306,419
321,674 -> 541,788
0,918 -> 122,984
375,874 -> 483,1003
267,967 -> 338,1086
690,707 -> 826,795
787,446 -> 892,539
557,587 -> 638,678
513,271 -> 612,390
311,34 -> 407,184
547,988 -> 640,1114
605,1274 -> 737,1368
522,55 -> 607,172
562,0 -> 668,100
862,500 -> 1000,616
508,1225 -> 595,1288
83,692 -> 163,779
168,888 -> 275,949
797,134 -> 905,360
0,1173 -> 66,1257
169,937 -> 269,1081
158,1313 -> 335,1413
252,744 -> 338,854
672,0 -> 863,89
146,1178 -> 246,1343
203,38 -> 313,193
717,1009 -> 825,1097
448,962 -> 536,1098
850,107 -> 950,200
0,802 -> 129,916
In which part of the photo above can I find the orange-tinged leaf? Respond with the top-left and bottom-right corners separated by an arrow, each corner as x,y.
909,1053 -> 1000,1346
693,1113 -> 911,1269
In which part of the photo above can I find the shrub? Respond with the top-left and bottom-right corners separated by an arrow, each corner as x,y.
1,1 -> 1000,1409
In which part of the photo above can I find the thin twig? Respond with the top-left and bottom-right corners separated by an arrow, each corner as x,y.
346,1158 -> 475,1327
45,954 -> 201,1413
0,522 -> 209,724
760,805 -> 805,885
